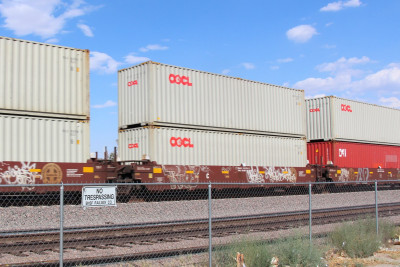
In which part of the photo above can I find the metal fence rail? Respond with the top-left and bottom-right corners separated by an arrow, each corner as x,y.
1,180 -> 400,266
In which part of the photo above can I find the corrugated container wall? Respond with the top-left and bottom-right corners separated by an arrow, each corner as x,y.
0,115 -> 90,162
307,141 -> 400,168
0,36 -> 90,119
119,126 -> 307,167
306,96 -> 400,145
119,61 -> 306,138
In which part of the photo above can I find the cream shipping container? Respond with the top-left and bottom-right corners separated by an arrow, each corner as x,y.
119,126 -> 307,167
0,36 -> 90,119
119,61 -> 306,138
306,96 -> 400,145
0,114 -> 90,162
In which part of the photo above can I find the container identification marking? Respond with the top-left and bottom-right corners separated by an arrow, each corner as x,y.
338,149 -> 347,157
169,74 -> 192,86
341,104 -> 352,112
128,143 -> 139,148
170,137 -> 194,148
128,80 -> 138,86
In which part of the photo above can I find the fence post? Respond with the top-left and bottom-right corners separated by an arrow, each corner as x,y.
59,183 -> 64,266
375,181 -> 379,236
309,183 -> 312,244
208,183 -> 212,267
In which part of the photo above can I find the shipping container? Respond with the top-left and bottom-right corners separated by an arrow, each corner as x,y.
0,36 -> 90,119
0,114 -> 90,162
119,61 -> 306,137
307,141 -> 400,168
306,96 -> 400,145
119,126 -> 307,166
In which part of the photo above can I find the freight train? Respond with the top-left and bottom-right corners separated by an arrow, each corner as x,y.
1,36 -> 400,197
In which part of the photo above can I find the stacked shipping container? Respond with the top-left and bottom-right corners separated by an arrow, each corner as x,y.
118,61 -> 307,167
0,36 -> 90,162
306,96 -> 400,167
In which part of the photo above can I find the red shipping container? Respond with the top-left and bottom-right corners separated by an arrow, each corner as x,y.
307,141 -> 400,168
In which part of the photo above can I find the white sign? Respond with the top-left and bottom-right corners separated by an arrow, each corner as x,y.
82,186 -> 117,207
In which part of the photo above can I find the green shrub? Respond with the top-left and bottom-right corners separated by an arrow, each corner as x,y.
213,238 -> 273,267
329,219 -> 395,258
213,235 -> 324,267
272,235 -> 325,266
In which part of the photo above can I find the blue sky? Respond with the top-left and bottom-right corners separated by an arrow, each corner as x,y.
0,0 -> 399,155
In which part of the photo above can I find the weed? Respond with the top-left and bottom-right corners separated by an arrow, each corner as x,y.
329,218 -> 395,258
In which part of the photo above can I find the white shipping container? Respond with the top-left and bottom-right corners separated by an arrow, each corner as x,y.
306,96 -> 400,145
119,127 -> 307,167
0,115 -> 90,162
119,61 -> 306,137
0,36 -> 90,119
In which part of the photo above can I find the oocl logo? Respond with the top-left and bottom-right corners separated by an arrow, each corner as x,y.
169,74 -> 192,86
170,137 -> 194,148
341,104 -> 352,112
309,108 -> 320,112
127,80 -> 138,86
128,143 -> 139,149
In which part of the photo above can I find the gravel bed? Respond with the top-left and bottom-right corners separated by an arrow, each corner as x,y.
1,190 -> 400,265
1,190 -> 400,231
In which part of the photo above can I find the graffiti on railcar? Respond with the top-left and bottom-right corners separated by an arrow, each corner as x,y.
162,165 -> 204,189
245,166 -> 264,183
338,168 -> 350,182
356,168 -> 370,181
245,166 -> 297,183
339,167 -> 371,182
0,162 -> 40,190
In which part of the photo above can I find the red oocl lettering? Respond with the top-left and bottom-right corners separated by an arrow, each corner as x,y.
127,80 -> 138,86
341,104 -> 352,112
170,137 -> 194,148
128,143 -> 139,149
169,74 -> 192,86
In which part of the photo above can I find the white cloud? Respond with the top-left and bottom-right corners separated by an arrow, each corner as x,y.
286,25 -> 317,43
295,74 -> 352,92
353,65 -> 400,89
0,0 -> 95,38
270,66 -> 279,70
305,94 -> 327,99
139,44 -> 169,52
294,59 -> 400,96
324,44 -> 336,49
379,97 -> 400,108
320,0 -> 362,12
124,54 -> 150,65
92,100 -> 117,109
221,69 -> 230,75
316,56 -> 370,74
46,38 -> 59,43
277,58 -> 294,63
242,63 -> 255,70
77,23 -> 93,37
90,51 -> 121,74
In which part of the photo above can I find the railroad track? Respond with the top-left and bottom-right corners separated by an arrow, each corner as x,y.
1,202 -> 400,266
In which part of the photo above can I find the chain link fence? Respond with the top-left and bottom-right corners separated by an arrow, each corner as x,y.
1,180 -> 400,266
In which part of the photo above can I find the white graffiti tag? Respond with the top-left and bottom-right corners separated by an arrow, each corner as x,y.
357,168 -> 369,181
246,167 -> 296,183
265,167 -> 296,183
338,168 -> 350,182
162,165 -> 202,190
0,162 -> 40,190
246,167 -> 265,183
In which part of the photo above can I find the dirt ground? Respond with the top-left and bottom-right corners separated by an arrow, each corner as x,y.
326,244 -> 400,266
